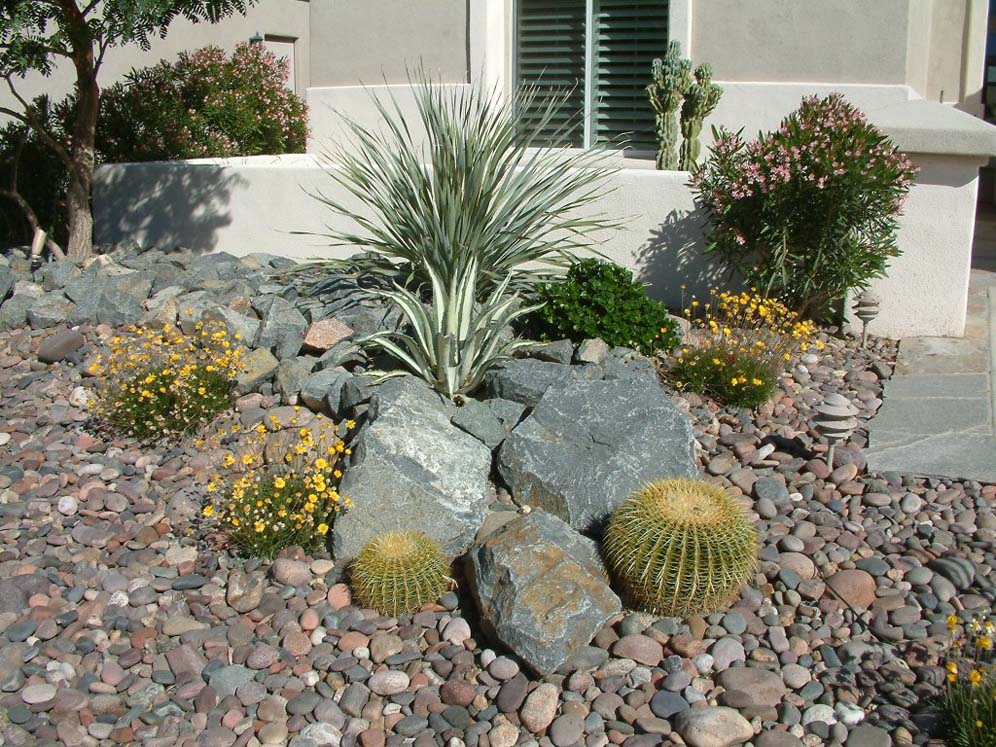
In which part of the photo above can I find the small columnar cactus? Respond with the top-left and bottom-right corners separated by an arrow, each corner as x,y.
679,64 -> 723,171
647,41 -> 693,170
605,478 -> 759,616
351,531 -> 449,615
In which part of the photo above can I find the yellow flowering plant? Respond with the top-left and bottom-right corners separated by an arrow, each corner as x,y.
87,320 -> 243,440
939,613 -> 996,747
202,412 -> 354,558
666,288 -> 819,409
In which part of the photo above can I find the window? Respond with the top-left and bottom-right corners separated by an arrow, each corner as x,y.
515,0 -> 670,152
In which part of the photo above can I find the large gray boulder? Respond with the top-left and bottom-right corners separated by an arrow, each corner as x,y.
498,376 -> 697,533
255,296 -> 307,360
333,376 -> 492,563
468,510 -> 621,675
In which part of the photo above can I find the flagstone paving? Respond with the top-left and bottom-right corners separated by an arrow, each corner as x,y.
865,212 -> 996,482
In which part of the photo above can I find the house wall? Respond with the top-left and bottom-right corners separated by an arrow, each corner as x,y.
691,0 -> 912,85
308,0 -> 469,87
0,0 -> 312,110
92,147 -> 986,339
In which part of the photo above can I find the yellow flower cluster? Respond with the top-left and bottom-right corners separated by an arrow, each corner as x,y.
88,319 -> 244,440
941,613 -> 996,746
667,288 -> 820,409
202,411 -> 354,558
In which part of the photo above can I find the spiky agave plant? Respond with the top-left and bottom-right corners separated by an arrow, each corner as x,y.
605,478 -> 758,616
351,530 -> 450,615
306,69 -> 617,299
363,258 -> 539,398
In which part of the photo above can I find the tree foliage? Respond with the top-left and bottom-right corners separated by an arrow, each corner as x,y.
0,0 -> 255,256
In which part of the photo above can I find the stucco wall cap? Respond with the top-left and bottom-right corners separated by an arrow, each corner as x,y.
866,99 -> 996,158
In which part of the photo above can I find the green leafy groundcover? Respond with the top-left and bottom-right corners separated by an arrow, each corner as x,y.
527,259 -> 681,355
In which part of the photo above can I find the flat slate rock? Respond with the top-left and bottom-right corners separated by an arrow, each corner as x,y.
334,376 -> 492,562
468,510 -> 621,676
497,376 -> 697,532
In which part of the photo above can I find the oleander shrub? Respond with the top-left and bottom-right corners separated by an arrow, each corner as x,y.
666,289 -> 818,409
526,259 -> 681,355
605,478 -> 758,616
203,416 -> 354,558
691,93 -> 918,319
88,320 -> 244,440
97,43 -> 308,162
938,614 -> 996,747
351,531 -> 450,615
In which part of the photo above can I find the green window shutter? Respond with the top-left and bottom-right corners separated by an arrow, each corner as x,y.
593,0 -> 670,151
515,0 -> 587,146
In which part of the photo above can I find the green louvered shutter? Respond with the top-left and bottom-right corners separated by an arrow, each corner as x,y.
515,0 -> 587,146
593,0 -> 670,152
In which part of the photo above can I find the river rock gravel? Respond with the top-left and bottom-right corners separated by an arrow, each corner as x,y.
0,297 -> 991,747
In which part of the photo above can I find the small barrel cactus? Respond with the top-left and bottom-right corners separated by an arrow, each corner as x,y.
647,41 -> 692,171
679,64 -> 723,171
351,530 -> 450,615
605,478 -> 758,616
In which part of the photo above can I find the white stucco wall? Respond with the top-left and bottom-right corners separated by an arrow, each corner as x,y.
92,148 -> 983,339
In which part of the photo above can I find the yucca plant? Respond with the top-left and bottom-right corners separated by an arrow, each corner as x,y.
364,258 -> 539,398
307,71 -> 617,298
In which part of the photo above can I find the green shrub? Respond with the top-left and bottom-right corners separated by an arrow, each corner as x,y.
88,321 -> 243,440
352,531 -> 450,615
98,43 -> 308,162
691,93 -> 918,319
938,615 -> 996,747
527,259 -> 680,355
604,478 -> 758,616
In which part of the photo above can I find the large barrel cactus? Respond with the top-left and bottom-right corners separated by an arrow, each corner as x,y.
605,478 -> 758,616
351,531 -> 450,615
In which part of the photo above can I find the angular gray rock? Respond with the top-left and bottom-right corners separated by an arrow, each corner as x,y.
299,369 -> 360,417
27,292 -> 72,329
451,398 -> 508,449
333,376 -> 492,562
236,348 -> 279,393
468,510 -> 621,675
274,357 -> 315,404
255,296 -> 307,360
485,359 -> 587,407
498,376 -> 697,532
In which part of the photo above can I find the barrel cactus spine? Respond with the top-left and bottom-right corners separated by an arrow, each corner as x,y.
604,478 -> 759,616
351,530 -> 450,615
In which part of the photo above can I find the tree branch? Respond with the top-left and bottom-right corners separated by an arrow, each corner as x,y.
0,189 -> 66,259
2,77 -> 73,169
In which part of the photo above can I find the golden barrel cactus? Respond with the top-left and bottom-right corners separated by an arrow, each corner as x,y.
605,478 -> 759,616
351,530 -> 449,615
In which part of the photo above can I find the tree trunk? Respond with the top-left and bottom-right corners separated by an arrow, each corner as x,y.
62,1 -> 99,260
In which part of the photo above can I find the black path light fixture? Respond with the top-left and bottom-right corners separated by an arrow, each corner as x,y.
249,31 -> 264,45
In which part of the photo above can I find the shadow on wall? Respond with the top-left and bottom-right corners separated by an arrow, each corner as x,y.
94,162 -> 247,253
636,206 -> 733,308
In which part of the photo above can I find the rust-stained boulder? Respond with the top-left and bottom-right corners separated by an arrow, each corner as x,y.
467,510 -> 621,675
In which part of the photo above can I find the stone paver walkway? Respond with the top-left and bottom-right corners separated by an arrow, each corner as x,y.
865,210 -> 996,483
